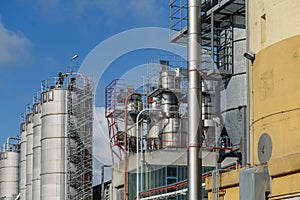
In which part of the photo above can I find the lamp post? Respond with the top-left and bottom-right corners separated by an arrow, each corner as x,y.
135,108 -> 160,200
69,54 -> 78,74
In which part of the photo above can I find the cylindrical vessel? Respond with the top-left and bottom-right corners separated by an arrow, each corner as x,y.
127,94 -> 143,137
160,70 -> 176,90
148,90 -> 182,148
41,88 -> 68,199
32,102 -> 42,200
26,113 -> 33,200
219,27 -> 247,147
0,151 -> 20,199
19,122 -> 27,200
250,0 -> 300,164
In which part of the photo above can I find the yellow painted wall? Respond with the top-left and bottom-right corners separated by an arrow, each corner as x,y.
249,0 -> 300,199
249,0 -> 300,52
206,169 -> 240,200
269,173 -> 300,199
206,1 -> 300,199
250,0 -> 300,165
250,36 -> 300,164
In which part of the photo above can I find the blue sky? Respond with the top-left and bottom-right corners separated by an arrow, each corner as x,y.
0,0 -> 172,145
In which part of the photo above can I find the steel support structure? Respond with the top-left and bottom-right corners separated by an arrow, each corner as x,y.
67,73 -> 94,200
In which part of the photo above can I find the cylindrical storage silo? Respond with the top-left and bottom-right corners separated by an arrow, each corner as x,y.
26,113 -> 33,200
40,88 -> 68,199
126,94 -> 143,152
0,151 -> 20,200
160,91 -> 180,148
147,94 -> 164,149
32,102 -> 41,200
19,122 -> 27,200
126,94 -> 143,138
219,27 -> 247,148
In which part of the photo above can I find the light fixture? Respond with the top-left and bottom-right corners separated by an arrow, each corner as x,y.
71,54 -> 78,60
243,51 -> 255,62
69,54 -> 79,75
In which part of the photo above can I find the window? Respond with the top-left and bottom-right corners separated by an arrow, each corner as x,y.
34,104 -> 41,114
48,91 -> 54,101
42,92 -> 47,103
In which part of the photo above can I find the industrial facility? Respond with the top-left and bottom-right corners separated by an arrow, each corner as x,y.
1,0 -> 300,199
100,0 -> 300,199
0,71 -> 94,200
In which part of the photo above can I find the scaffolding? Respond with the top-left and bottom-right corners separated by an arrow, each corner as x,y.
67,73 -> 94,200
105,79 -> 126,163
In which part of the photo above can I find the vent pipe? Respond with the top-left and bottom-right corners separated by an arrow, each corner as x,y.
187,0 -> 202,200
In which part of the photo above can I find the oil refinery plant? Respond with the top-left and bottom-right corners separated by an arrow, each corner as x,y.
1,0 -> 300,199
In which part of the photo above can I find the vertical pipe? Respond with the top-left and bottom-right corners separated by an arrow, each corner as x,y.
188,0 -> 202,200
245,0 -> 251,166
101,165 -> 105,200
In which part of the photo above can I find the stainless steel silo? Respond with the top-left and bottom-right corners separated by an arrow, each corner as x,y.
32,102 -> 41,200
147,89 -> 185,148
40,85 -> 68,199
0,151 -> 20,199
126,94 -> 143,138
219,27 -> 247,148
19,121 -> 27,200
0,137 -> 20,200
26,112 -> 33,200
160,90 -> 181,148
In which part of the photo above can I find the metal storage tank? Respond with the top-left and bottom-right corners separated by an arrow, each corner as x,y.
40,78 -> 68,199
19,120 -> 27,200
32,100 -> 42,200
126,94 -> 143,152
25,111 -> 33,200
148,89 -> 185,148
0,151 -> 20,199
249,0 -> 300,198
0,138 -> 20,200
219,27 -> 247,149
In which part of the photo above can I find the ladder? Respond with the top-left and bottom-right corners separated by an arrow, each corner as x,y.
212,170 -> 220,200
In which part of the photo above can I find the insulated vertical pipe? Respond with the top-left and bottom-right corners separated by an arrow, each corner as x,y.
188,0 -> 202,200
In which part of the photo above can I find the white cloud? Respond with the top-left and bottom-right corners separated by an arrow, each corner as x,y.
31,0 -> 167,26
93,107 -> 113,185
127,0 -> 166,25
0,18 -> 32,66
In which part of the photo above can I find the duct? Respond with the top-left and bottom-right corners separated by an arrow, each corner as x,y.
239,166 -> 270,200
187,1 -> 202,200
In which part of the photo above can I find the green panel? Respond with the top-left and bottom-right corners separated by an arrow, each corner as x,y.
128,171 -> 137,200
